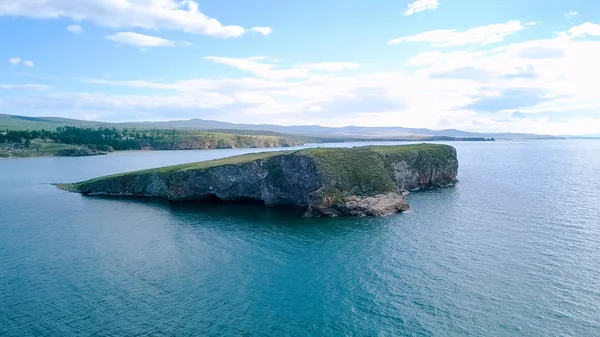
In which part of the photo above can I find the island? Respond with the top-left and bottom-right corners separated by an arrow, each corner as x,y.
58,144 -> 458,217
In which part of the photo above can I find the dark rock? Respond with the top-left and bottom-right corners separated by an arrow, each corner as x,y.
55,147 -> 106,157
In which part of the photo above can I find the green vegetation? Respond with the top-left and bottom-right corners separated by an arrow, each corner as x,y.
59,143 -> 458,218
44,126 -> 301,151
68,144 -> 455,198
0,126 -> 304,158
298,147 -> 396,196
67,151 -> 294,190
370,143 -> 457,172
121,151 -> 289,175
0,114 -> 104,131
0,139 -> 85,158
173,151 -> 291,172
292,144 -> 457,198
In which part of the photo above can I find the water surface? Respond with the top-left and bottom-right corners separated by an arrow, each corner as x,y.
1,141 -> 600,336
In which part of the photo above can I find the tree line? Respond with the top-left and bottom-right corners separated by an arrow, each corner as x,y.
0,126 -> 181,150
1,126 -> 301,151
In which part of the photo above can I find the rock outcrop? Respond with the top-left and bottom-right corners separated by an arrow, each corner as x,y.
58,144 -> 458,217
55,147 -> 106,157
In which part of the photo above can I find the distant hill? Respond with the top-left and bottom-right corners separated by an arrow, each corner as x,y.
562,135 -> 600,139
0,113 -> 560,140
124,118 -> 561,140
0,114 -> 107,131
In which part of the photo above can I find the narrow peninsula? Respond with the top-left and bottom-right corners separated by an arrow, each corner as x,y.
58,144 -> 459,217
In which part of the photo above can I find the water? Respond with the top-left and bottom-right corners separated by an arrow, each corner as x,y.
1,140 -> 600,336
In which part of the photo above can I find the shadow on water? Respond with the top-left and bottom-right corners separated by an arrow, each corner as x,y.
79,193 -> 398,234
74,183 -> 462,243
82,194 -> 304,218
78,183 -> 463,229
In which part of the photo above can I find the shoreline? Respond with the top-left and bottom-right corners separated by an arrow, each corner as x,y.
0,138 -> 490,160
4,137 -> 584,161
0,146 -> 298,160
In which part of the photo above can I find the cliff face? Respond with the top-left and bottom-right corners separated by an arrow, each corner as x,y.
147,135 -> 303,150
55,147 -> 106,157
60,144 -> 458,217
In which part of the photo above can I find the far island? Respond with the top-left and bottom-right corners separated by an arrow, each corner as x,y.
58,144 -> 459,217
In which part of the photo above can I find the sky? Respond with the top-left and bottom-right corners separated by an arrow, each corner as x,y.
1,0 -> 600,135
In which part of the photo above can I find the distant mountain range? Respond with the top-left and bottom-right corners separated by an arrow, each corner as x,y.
146,119 -> 561,140
563,135 -> 600,139
0,113 -> 566,140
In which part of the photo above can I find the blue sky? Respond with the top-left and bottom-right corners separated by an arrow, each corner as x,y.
1,0 -> 600,134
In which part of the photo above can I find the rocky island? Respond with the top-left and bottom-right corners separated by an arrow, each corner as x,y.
58,144 -> 458,217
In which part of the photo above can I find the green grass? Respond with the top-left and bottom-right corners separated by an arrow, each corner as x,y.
0,114 -> 105,131
369,143 -> 455,159
296,147 -> 397,196
151,151 -> 293,173
293,144 -> 456,196
370,143 -> 457,171
0,140 -> 81,158
67,144 -> 456,195
70,150 -> 295,188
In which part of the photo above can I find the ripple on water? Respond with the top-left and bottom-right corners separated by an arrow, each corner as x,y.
1,140 -> 600,335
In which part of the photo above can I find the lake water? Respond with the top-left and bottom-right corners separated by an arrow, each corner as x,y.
1,140 -> 600,336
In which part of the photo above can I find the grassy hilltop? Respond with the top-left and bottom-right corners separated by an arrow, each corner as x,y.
60,143 -> 459,217
67,143 -> 456,195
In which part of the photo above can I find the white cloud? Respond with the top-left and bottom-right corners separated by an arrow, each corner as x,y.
250,27 -> 272,36
568,22 -> 600,36
302,62 -> 360,72
105,32 -> 175,47
205,56 -> 309,80
0,0 -> 269,38
66,24 -> 83,34
565,11 -> 578,20
203,57 -> 360,79
5,21 -> 600,135
405,0 -> 439,16
82,28 -> 600,134
389,20 -> 526,46
9,58 -> 34,67
405,51 -> 486,66
0,84 -> 50,90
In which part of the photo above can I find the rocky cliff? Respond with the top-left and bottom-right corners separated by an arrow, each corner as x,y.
145,135 -> 303,150
55,147 -> 106,157
58,144 -> 458,217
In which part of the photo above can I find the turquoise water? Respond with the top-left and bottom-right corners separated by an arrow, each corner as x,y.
1,141 -> 600,336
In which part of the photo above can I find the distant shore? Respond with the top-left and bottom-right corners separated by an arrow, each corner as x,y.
0,136 -> 497,159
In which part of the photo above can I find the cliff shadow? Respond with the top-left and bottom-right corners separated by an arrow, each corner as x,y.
75,193 -> 390,235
